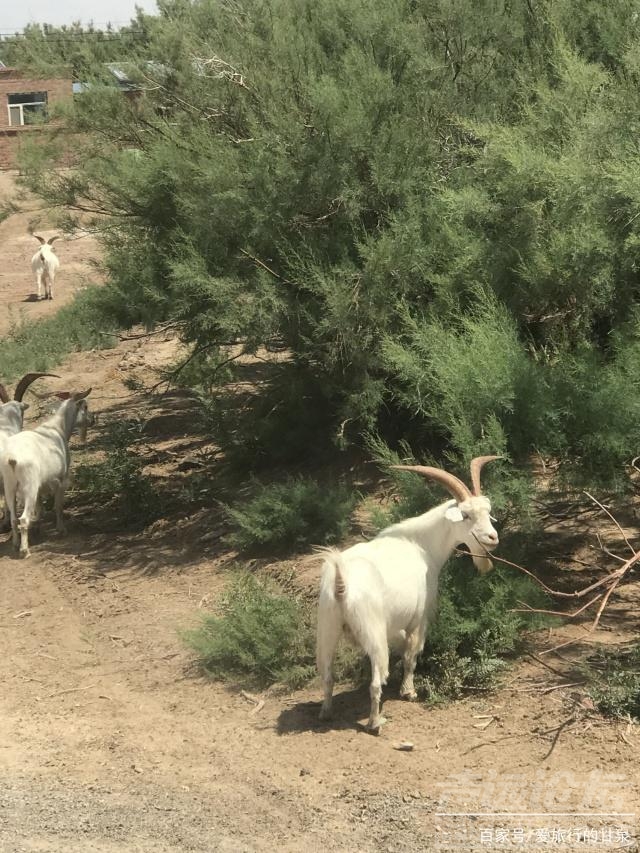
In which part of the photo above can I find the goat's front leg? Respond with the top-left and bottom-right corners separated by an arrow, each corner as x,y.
54,480 -> 67,534
36,271 -> 43,300
400,627 -> 426,701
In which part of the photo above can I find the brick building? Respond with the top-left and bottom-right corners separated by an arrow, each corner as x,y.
0,65 -> 72,169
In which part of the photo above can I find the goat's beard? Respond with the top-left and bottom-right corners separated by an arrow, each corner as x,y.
472,553 -> 494,575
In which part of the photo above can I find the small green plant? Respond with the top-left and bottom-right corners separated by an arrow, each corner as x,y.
74,419 -> 160,527
582,644 -> 640,720
225,476 -> 356,553
416,561 -> 553,701
184,573 -> 317,688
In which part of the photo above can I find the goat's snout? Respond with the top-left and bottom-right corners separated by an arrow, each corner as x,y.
478,530 -> 499,549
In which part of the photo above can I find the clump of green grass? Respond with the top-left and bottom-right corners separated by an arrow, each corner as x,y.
184,573 -> 317,688
74,419 -> 161,528
184,571 -> 365,690
0,286 -> 117,380
225,476 -> 357,553
582,643 -> 640,720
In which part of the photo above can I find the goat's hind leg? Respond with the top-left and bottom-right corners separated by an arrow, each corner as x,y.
0,493 -> 9,532
5,486 -> 20,550
18,493 -> 36,558
316,601 -> 343,721
366,640 -> 389,734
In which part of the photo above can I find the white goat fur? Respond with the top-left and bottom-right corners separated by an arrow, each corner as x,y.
31,236 -> 60,301
0,392 -> 90,557
316,494 -> 499,732
0,401 -> 29,521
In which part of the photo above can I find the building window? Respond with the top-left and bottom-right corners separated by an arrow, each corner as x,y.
7,92 -> 48,126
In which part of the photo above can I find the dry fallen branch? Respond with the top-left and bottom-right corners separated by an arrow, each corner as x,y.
584,491 -> 637,557
37,682 -> 99,701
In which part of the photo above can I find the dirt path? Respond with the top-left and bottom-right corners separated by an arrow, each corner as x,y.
0,173 -> 638,852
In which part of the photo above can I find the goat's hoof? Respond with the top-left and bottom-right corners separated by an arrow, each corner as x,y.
400,690 -> 418,702
366,716 -> 386,735
19,549 -> 31,559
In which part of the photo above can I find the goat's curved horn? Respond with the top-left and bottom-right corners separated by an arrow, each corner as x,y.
47,236 -> 60,245
32,234 -> 46,245
0,384 -> 9,404
14,372 -> 60,402
469,455 -> 502,496
391,465 -> 472,503
71,387 -> 92,401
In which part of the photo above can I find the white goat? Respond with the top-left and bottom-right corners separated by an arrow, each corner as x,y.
1,388 -> 91,557
316,456 -> 501,733
31,234 -> 60,301
0,374 -> 58,528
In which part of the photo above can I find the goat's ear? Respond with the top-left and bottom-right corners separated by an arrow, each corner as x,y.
19,402 -> 30,412
32,234 -> 46,245
55,391 -> 72,400
444,505 -> 466,523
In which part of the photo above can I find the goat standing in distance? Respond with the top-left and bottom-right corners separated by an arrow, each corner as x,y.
316,455 -> 501,734
31,234 -> 60,301
0,373 -> 59,528
0,388 -> 91,557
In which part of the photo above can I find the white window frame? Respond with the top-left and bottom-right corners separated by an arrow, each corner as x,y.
7,93 -> 48,127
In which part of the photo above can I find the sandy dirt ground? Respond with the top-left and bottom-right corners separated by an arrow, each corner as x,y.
0,172 -> 638,852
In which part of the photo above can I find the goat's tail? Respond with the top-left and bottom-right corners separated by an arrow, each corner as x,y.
8,459 -> 17,470
334,562 -> 346,601
39,252 -> 45,263
317,547 -> 348,604
316,548 -> 347,676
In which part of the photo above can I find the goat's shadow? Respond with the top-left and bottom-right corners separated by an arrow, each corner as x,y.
22,294 -> 40,303
276,685 -> 383,736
